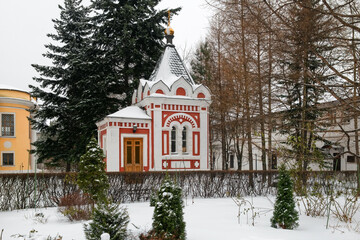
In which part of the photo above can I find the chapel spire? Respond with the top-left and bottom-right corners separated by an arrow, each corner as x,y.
164,10 -> 174,45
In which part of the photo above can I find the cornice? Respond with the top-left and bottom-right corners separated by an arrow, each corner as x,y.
0,97 -> 35,108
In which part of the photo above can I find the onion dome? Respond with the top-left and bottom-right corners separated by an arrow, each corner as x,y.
165,25 -> 174,36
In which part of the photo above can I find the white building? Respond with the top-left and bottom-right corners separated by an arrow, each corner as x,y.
96,25 -> 211,172
212,99 -> 359,172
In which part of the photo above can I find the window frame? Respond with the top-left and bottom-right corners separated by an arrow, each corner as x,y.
0,113 -> 15,137
347,155 -> 355,163
102,135 -> 107,157
1,151 -> 15,166
171,126 -> 177,154
229,154 -> 234,169
182,126 -> 187,154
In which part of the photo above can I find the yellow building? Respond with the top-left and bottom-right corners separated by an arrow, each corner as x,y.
0,84 -> 36,172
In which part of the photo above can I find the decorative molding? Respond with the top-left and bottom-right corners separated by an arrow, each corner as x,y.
162,159 -> 200,170
163,112 -> 200,128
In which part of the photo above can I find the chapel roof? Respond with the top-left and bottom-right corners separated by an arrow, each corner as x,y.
148,44 -> 195,86
107,106 -> 151,120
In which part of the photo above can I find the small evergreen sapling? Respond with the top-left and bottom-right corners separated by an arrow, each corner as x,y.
271,165 -> 299,229
151,177 -> 186,240
77,137 -> 109,203
84,202 -> 129,240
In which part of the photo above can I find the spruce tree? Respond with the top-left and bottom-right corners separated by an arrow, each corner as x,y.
30,0 -> 93,171
276,1 -> 335,176
90,0 -> 180,106
271,165 -> 299,229
77,137 -> 109,203
84,202 -> 129,240
151,177 -> 186,240
30,1 -> 178,171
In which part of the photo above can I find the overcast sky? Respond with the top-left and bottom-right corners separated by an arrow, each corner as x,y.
0,0 -> 211,92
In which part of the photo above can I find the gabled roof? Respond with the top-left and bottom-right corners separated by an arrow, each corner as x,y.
148,45 -> 195,86
108,106 -> 151,120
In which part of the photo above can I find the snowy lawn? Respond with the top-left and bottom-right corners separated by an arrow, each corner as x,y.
0,197 -> 359,240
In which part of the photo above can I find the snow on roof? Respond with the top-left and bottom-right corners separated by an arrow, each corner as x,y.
148,45 -> 195,86
107,106 -> 151,120
143,75 -> 181,90
193,84 -> 202,90
149,93 -> 192,99
0,84 -> 28,93
140,79 -> 147,87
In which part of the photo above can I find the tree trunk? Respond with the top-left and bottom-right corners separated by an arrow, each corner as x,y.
351,10 -> 360,191
256,31 -> 267,171
267,27 -> 273,173
66,162 -> 71,172
240,0 -> 254,188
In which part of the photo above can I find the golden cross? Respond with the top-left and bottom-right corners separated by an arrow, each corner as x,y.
168,10 -> 171,26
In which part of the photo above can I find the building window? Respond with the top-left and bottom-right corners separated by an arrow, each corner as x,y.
182,127 -> 187,153
271,153 -> 277,170
347,155 -> 355,163
333,153 -> 341,171
102,135 -> 107,157
171,126 -> 176,153
2,152 -> 14,166
1,113 -> 15,136
229,154 -> 234,169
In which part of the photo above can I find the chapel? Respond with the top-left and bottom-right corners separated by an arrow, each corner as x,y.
96,19 -> 211,172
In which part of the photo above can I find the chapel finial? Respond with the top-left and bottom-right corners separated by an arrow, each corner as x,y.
168,10 -> 171,26
164,10 -> 174,45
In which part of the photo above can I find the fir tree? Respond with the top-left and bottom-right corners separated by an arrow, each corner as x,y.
151,177 -> 186,240
77,137 -> 109,203
84,202 -> 129,240
30,0 -> 179,171
30,0 -> 93,171
90,0 -> 180,106
271,165 -> 299,229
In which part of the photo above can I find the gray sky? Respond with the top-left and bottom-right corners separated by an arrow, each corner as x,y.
0,0 -> 211,92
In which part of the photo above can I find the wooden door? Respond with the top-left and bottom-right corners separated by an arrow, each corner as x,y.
124,138 -> 143,172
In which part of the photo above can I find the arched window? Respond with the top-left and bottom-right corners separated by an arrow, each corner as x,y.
182,126 -> 187,153
171,126 -> 176,153
176,87 -> 186,96
197,93 -> 205,98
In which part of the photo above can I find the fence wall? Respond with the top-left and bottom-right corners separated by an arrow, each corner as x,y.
0,171 -> 356,211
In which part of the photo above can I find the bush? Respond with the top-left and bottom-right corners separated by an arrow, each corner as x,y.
331,189 -> 360,223
271,165 -> 299,229
301,192 -> 327,217
139,231 -> 178,240
150,177 -> 186,240
84,202 -> 129,240
58,191 -> 92,221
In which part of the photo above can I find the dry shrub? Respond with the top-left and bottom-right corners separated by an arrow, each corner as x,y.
331,191 -> 360,223
58,191 -> 93,221
301,193 -> 328,217
139,230 -> 178,240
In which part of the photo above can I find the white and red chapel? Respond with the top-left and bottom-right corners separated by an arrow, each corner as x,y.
96,23 -> 211,172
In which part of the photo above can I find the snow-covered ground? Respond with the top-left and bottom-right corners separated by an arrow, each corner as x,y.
0,197 -> 359,240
